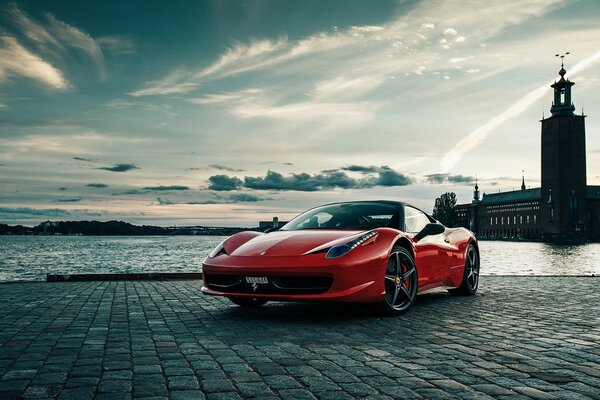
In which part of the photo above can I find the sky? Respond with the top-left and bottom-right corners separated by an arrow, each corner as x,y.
1,0 -> 600,227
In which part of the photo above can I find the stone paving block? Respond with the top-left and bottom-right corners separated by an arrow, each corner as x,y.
170,389 -> 207,400
98,379 -> 133,393
278,388 -> 318,400
57,387 -> 96,400
134,365 -> 162,375
133,383 -> 168,398
201,378 -> 235,393
236,381 -> 276,397
206,392 -> 242,400
1,369 -> 37,380
167,376 -> 199,390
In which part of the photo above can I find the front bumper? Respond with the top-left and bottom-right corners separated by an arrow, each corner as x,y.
201,254 -> 386,302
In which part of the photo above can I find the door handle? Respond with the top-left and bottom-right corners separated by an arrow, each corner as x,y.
443,235 -> 450,243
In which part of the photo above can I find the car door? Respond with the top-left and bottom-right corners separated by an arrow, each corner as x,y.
404,205 -> 455,290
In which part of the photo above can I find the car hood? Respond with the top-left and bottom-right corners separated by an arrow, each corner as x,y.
228,230 -> 364,257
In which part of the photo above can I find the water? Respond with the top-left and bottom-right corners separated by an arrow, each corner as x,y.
0,236 -> 598,282
0,236 -> 225,282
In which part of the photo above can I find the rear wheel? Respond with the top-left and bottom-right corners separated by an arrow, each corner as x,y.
378,246 -> 418,316
448,243 -> 479,296
228,297 -> 268,307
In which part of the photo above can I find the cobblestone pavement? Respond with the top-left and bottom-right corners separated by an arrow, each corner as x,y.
0,277 -> 598,400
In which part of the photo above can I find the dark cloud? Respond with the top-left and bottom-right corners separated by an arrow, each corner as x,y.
241,168 -> 412,192
208,175 -> 242,191
143,185 -> 190,191
98,163 -> 139,172
426,173 -> 475,184
209,164 -> 245,172
58,187 -> 67,191
227,193 -> 268,202
118,189 -> 146,195
373,166 -> 414,186
86,183 -> 109,188
73,156 -> 96,162
0,207 -> 70,218
425,174 -> 447,184
341,165 -> 379,173
447,174 -> 475,184
56,198 -> 82,202
156,197 -> 175,205
156,193 -> 271,206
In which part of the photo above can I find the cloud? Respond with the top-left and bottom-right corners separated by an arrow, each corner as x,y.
156,197 -> 175,205
372,166 -> 414,186
190,88 -> 263,105
98,163 -> 139,172
440,49 -> 600,172
117,189 -> 146,195
155,193 -> 271,205
56,197 -> 82,202
86,183 -> 108,188
239,167 -> 413,192
131,0 -> 567,104
207,175 -> 242,191
72,156 -> 96,162
96,35 -> 136,54
341,165 -> 380,173
426,173 -> 475,184
209,164 -> 245,172
142,185 -> 190,191
0,207 -> 70,219
444,28 -> 458,36
130,37 -> 288,96
6,4 -> 105,77
45,13 -> 104,74
0,36 -> 68,89
227,193 -> 269,203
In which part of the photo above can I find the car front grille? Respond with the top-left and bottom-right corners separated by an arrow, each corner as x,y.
204,274 -> 333,295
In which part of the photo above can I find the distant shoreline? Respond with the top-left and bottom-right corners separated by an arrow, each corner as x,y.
1,220 -> 261,236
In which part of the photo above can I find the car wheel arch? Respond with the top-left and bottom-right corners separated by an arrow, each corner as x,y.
392,236 -> 415,261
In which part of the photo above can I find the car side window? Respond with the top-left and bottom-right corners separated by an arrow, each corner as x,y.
404,206 -> 430,233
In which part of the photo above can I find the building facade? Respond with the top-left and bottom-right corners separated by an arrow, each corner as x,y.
455,65 -> 600,241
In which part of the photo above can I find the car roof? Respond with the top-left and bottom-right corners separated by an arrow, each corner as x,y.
311,200 -> 434,220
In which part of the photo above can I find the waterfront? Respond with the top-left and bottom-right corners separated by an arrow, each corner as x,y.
0,236 -> 599,282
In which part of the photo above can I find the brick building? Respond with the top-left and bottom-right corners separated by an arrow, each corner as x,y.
455,64 -> 600,241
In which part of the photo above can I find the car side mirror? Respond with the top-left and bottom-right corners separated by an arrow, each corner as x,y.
413,223 -> 445,242
264,226 -> 280,233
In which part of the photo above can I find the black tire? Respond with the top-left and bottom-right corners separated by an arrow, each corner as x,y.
448,243 -> 479,296
228,297 -> 268,307
377,246 -> 418,316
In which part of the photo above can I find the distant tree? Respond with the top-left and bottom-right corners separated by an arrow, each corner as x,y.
432,192 -> 457,227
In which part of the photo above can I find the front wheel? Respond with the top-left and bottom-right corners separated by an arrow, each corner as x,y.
377,246 -> 418,316
228,297 -> 268,307
448,243 -> 479,296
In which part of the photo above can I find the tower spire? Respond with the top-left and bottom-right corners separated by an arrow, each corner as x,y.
521,170 -> 526,191
472,176 -> 480,203
551,52 -> 575,116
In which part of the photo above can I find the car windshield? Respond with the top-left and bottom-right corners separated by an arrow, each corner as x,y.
281,202 -> 399,231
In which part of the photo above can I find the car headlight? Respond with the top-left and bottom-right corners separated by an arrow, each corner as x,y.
208,240 -> 227,258
325,231 -> 378,259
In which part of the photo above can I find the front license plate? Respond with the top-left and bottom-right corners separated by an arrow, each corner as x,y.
245,276 -> 268,284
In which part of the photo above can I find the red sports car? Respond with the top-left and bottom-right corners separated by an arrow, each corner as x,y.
202,200 -> 479,315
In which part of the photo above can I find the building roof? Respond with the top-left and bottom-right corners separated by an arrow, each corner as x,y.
480,188 -> 541,205
589,186 -> 600,200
